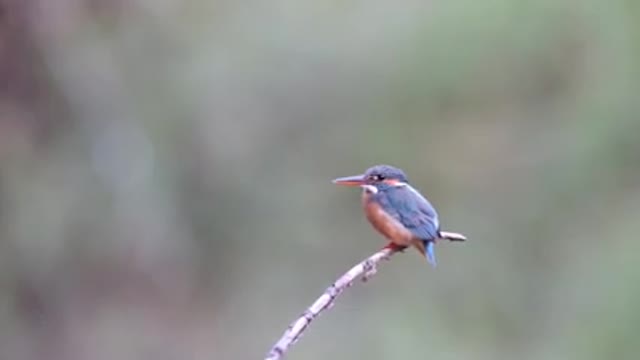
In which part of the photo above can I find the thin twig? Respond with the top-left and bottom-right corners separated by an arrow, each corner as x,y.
264,247 -> 398,360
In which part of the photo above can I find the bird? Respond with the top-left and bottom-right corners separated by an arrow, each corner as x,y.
332,164 -> 466,267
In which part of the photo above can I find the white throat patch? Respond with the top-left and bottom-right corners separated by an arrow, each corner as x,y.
360,184 -> 378,194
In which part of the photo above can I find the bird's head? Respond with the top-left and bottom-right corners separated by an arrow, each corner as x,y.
332,164 -> 409,194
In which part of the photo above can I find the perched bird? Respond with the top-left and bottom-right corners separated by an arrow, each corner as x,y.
333,165 -> 466,267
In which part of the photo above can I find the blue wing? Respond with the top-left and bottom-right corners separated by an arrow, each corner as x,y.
377,184 -> 440,241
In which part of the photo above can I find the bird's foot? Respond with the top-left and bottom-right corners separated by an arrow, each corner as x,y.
382,243 -> 406,260
383,243 -> 406,252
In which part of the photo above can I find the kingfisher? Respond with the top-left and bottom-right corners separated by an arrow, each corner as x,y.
333,164 -> 466,267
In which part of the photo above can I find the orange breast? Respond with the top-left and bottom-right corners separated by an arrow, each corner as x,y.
361,192 -> 414,247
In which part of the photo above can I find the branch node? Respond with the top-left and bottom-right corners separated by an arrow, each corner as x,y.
264,247 -> 397,360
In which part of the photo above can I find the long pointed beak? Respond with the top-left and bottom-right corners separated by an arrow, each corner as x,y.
332,174 -> 366,186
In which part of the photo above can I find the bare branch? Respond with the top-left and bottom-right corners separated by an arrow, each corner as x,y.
264,247 -> 398,360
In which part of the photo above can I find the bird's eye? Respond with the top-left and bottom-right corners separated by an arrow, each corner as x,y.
369,174 -> 384,181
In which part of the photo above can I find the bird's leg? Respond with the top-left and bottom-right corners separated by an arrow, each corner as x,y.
376,243 -> 406,262
383,242 -> 406,254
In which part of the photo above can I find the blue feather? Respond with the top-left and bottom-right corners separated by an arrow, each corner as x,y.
426,241 -> 436,267
379,185 -> 440,240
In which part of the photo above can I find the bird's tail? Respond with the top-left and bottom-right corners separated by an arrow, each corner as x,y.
439,231 -> 467,242
425,240 -> 436,267
411,239 -> 436,267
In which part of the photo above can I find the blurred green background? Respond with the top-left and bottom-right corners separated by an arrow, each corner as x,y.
1,1 -> 639,359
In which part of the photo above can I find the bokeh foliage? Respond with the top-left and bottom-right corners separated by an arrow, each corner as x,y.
0,1 -> 639,359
